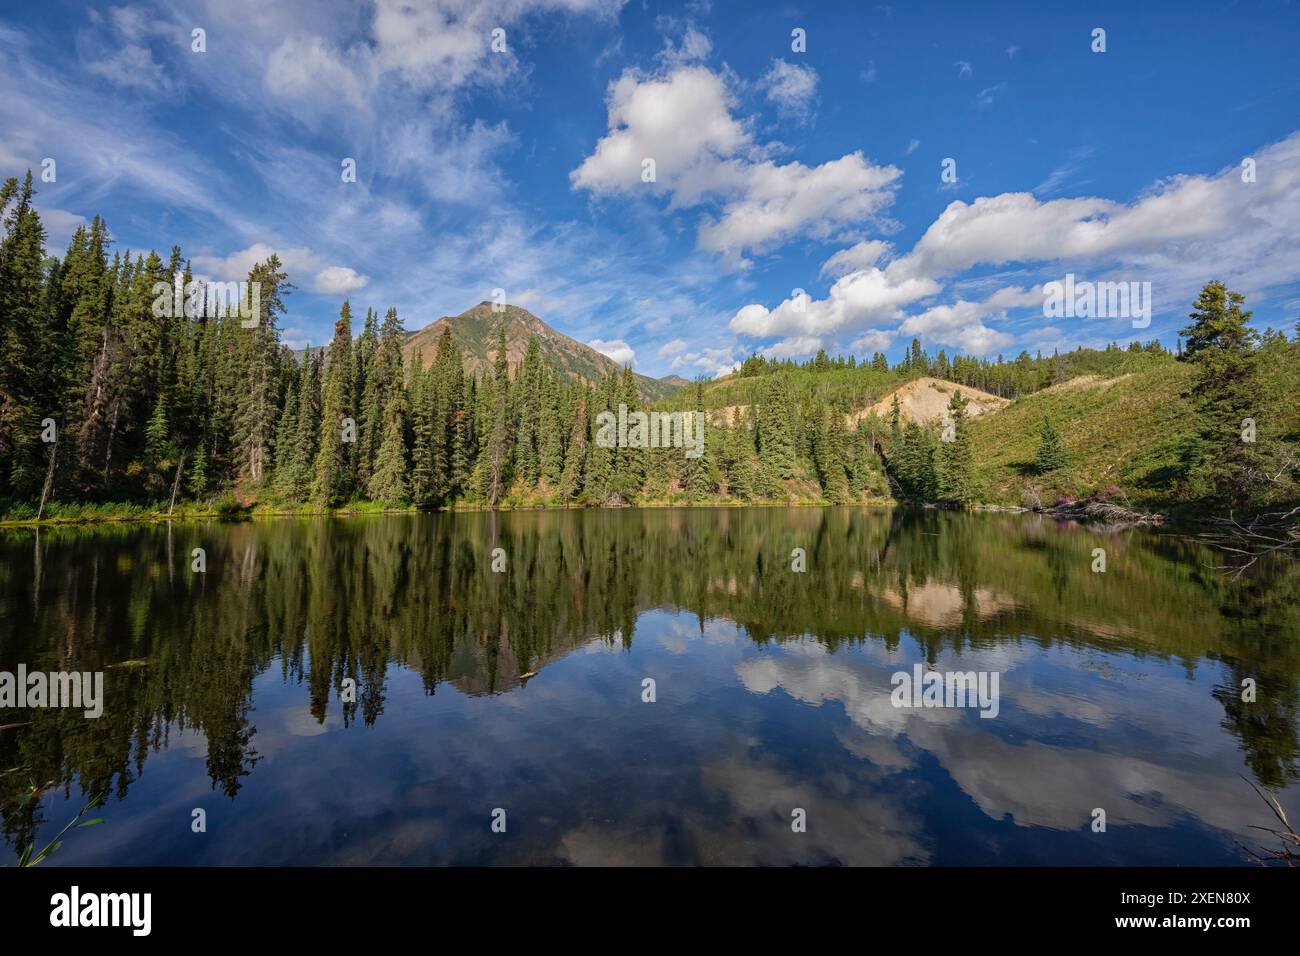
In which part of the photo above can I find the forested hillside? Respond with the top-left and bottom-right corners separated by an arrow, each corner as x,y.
1,172 -> 1296,523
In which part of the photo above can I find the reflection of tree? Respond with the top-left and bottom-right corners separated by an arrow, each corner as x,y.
1214,671 -> 1299,789
2,507 -> 1299,856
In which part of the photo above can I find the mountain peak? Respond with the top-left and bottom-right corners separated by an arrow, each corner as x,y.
402,303 -> 680,402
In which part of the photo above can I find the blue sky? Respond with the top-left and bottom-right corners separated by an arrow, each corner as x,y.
2,0 -> 1298,378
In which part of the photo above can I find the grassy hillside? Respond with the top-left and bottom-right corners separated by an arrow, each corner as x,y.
970,363 -> 1196,508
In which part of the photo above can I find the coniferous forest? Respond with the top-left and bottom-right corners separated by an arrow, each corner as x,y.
2,172 -> 1297,523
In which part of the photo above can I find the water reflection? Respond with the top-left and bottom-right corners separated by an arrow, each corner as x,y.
1,508 -> 1297,864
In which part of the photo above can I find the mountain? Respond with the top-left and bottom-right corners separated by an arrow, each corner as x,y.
402,302 -> 682,401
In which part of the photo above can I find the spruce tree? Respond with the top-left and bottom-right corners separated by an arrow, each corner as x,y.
1035,416 -> 1069,474
558,394 -> 589,500
482,328 -> 512,506
1178,281 -> 1260,504
312,302 -> 354,505
538,368 -> 564,488
938,389 -> 977,503
367,308 -> 409,501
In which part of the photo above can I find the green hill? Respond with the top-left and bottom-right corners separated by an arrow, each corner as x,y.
969,363 -> 1195,507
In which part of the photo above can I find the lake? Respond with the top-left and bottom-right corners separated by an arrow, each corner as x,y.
2,507 -> 1298,865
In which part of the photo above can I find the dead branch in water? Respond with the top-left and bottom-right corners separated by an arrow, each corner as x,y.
1240,776 -> 1300,866
1200,505 -> 1300,574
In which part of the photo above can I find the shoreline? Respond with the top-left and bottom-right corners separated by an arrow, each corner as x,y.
0,495 -> 1180,529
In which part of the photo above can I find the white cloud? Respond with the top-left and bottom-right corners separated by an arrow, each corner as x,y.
191,243 -> 368,296
571,65 -> 750,201
954,61 -> 972,79
35,206 -> 86,250
974,82 -> 1006,109
820,239 -> 892,278
313,265 -> 370,295
264,0 -> 625,115
850,329 -> 894,353
573,63 -> 900,268
670,346 -> 740,377
589,337 -> 636,367
191,243 -> 320,279
730,131 -> 1300,359
658,23 -> 712,66
904,138 -> 920,156
657,338 -> 688,356
699,152 -> 901,266
730,266 -> 939,338
87,43 -> 174,94
760,336 -> 824,360
760,59 -> 818,122
265,34 -> 370,111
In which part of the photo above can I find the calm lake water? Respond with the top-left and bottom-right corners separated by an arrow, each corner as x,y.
2,507 -> 1298,866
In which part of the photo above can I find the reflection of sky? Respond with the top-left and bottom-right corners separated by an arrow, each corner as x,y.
37,607 -> 1299,866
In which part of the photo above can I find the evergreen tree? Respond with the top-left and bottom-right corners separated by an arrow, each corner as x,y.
1177,281 -> 1261,504
312,302 -> 354,505
758,374 -> 796,479
558,394 -> 589,500
1035,416 -> 1069,474
538,368 -> 564,488
513,337 -> 542,486
482,328 -> 512,506
938,389 -> 977,503
367,308 -> 409,501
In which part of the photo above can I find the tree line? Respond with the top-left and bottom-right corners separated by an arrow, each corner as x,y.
1,172 -> 1293,516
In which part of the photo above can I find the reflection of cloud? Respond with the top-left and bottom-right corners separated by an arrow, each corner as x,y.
742,641 -> 1298,845
560,825 -> 667,866
737,653 -> 960,735
909,725 -> 1268,835
555,750 -> 929,865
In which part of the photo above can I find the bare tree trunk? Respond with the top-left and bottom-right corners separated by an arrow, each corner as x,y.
36,440 -> 57,520
168,449 -> 187,515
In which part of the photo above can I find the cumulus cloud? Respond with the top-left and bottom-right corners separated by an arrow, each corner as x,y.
589,337 -> 636,367
698,153 -> 901,265
192,243 -> 369,296
658,23 -> 712,66
850,329 -> 894,353
657,338 -> 688,356
732,131 -> 1300,357
313,265 -> 370,295
572,61 -> 900,267
731,266 -> 939,339
191,243 -> 320,279
820,239 -> 892,278
761,336 -> 824,360
265,34 -> 370,111
670,346 -> 740,378
571,65 -> 750,202
760,59 -> 818,122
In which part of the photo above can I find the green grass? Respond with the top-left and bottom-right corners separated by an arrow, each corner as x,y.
970,363 -> 1196,507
